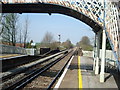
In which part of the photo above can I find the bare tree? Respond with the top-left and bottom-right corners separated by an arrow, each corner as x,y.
23,15 -> 29,48
0,14 -> 4,35
41,32 -> 54,47
18,26 -> 23,47
1,13 -> 19,46
41,32 -> 54,44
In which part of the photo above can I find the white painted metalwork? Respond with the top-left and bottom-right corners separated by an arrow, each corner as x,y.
100,29 -> 106,83
2,0 -> 104,26
1,0 -> 120,81
106,1 -> 120,61
1,1 -> 119,57
95,32 -> 100,75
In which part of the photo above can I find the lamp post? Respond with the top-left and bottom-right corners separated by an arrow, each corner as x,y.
58,34 -> 61,46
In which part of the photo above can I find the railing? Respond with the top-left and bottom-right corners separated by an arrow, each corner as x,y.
83,50 -> 116,67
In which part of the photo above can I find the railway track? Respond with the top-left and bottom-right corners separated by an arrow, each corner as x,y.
2,49 -> 62,72
1,50 -> 67,80
1,49 -> 75,89
1,49 -> 65,81
23,49 -> 76,89
2,55 -> 42,72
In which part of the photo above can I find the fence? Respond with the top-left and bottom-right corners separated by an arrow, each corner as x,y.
83,49 -> 116,66
0,44 -> 27,54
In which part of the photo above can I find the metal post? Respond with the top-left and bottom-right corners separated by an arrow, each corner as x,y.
100,0 -> 106,83
93,34 -> 97,71
95,32 -> 100,75
58,34 -> 61,47
100,30 -> 106,82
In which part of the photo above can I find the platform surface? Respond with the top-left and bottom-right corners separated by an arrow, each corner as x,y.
59,56 -> 78,88
56,56 -> 119,89
0,54 -> 20,58
0,54 -> 27,60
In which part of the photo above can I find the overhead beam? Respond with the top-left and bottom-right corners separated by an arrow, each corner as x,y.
1,3 -> 103,32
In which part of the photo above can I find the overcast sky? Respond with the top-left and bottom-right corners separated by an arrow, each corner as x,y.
20,13 -> 95,45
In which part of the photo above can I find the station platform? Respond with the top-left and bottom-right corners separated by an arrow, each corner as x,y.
0,54 -> 27,60
55,56 -> 120,89
0,54 -> 20,58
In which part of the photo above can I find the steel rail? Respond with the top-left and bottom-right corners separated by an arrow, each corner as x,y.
1,50 -> 67,82
47,53 -> 74,89
1,56 -> 42,80
2,56 -> 42,72
4,50 -> 70,90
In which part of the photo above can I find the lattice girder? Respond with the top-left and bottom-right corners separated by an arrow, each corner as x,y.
1,0 -> 120,61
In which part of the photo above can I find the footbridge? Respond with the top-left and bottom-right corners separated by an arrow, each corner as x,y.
1,0 -> 120,83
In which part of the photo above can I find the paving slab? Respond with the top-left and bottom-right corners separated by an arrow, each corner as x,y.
81,56 -> 119,89
59,56 -> 78,89
56,56 -> 120,89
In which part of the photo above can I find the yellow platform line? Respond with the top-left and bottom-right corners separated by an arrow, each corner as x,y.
0,54 -> 19,58
78,56 -> 82,90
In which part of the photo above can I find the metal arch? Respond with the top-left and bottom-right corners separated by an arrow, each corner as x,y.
1,0 -> 120,63
2,0 -> 104,25
1,2 -> 102,32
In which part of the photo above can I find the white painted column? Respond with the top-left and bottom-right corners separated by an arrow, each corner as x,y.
95,32 -> 100,75
100,30 -> 106,82
93,34 -> 96,71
